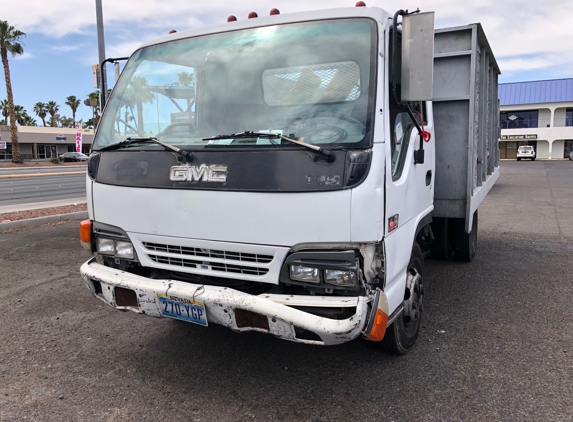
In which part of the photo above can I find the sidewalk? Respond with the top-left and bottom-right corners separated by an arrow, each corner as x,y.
0,197 -> 87,214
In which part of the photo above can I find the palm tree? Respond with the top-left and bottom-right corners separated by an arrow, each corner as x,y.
0,20 -> 26,163
65,95 -> 80,127
0,99 -> 8,122
126,76 -> 154,134
176,71 -> 194,111
46,100 -> 59,127
13,104 -> 25,125
59,115 -> 74,128
21,114 -> 36,126
33,101 -> 48,126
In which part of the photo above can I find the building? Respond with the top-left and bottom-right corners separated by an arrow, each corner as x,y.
0,125 -> 94,161
499,78 -> 573,159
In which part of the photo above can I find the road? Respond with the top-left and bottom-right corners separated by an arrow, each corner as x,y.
0,174 -> 86,207
1,161 -> 572,421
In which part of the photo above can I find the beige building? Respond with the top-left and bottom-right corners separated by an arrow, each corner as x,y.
499,79 -> 573,160
0,125 -> 95,161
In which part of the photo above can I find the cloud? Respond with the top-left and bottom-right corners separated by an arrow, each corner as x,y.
13,52 -> 34,60
51,45 -> 80,52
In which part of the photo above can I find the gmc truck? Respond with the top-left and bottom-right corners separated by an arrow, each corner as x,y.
79,4 -> 500,354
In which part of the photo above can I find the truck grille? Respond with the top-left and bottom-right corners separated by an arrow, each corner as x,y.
148,254 -> 269,276
143,242 -> 273,263
142,242 -> 273,276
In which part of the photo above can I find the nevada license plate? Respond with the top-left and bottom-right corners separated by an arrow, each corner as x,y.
157,293 -> 208,326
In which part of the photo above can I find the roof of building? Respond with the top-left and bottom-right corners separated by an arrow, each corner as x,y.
499,78 -> 573,106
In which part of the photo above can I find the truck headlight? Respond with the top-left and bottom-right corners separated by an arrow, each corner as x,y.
115,241 -> 134,260
289,265 -> 320,283
324,269 -> 357,287
96,238 -> 115,255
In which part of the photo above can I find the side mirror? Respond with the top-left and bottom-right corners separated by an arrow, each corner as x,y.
401,12 -> 435,102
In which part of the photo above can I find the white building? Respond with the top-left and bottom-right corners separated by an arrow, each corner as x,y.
499,78 -> 573,159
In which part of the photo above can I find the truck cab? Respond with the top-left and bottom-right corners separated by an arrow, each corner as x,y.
80,5 -> 499,353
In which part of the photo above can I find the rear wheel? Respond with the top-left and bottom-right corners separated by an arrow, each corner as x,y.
430,218 -> 453,260
452,210 -> 478,262
382,242 -> 424,355
517,157 -> 521,161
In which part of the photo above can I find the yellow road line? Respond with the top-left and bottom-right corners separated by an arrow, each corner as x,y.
0,171 -> 86,179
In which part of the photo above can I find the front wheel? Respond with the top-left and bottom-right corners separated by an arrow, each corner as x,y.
382,242 -> 424,355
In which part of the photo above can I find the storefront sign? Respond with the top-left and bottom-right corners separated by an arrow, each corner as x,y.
0,141 -> 6,150
501,134 -> 538,140
76,125 -> 83,153
56,134 -> 67,141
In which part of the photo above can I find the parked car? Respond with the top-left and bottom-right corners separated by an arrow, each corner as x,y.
59,152 -> 89,162
517,145 -> 535,161
569,150 -> 573,160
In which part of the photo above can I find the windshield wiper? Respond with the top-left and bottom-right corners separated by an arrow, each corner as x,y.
202,131 -> 335,163
97,137 -> 194,162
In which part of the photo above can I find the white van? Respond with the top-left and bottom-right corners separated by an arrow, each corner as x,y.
517,145 -> 535,161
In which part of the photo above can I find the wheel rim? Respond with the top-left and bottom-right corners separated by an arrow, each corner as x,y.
402,266 -> 423,336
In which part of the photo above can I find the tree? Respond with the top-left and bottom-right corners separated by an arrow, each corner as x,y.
59,115 -> 74,128
0,99 -> 8,123
46,100 -> 59,127
13,104 -> 25,125
0,20 -> 25,163
65,95 -> 80,127
125,76 -> 154,134
33,101 -> 48,126
176,71 -> 194,111
21,114 -> 36,126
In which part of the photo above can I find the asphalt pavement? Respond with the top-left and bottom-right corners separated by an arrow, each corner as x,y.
0,160 -> 572,421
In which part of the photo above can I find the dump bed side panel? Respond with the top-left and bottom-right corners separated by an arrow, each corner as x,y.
432,24 -> 500,229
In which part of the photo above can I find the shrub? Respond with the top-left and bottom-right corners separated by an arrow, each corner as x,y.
50,157 -> 60,164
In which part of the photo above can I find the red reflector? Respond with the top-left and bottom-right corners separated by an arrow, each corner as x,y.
356,1 -> 366,6
227,15 -> 237,22
270,8 -> 280,15
168,30 -> 177,34
248,11 -> 258,19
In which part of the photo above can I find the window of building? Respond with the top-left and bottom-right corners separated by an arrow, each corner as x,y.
500,110 -> 539,129
0,142 -> 12,160
566,109 -> 573,127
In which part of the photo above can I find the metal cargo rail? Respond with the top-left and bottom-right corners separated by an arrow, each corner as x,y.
432,23 -> 501,232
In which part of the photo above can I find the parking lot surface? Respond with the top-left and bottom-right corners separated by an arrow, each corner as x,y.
1,161 -> 572,421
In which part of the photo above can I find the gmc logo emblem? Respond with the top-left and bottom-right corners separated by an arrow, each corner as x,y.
169,165 -> 227,183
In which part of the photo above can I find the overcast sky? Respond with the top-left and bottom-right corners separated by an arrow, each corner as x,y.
2,0 -> 572,124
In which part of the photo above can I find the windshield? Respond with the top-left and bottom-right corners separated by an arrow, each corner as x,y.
94,18 -> 376,150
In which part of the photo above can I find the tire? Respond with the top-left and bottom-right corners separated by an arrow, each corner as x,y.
382,242 -> 424,355
430,218 -> 453,260
517,157 -> 521,161
531,157 -> 535,161
452,210 -> 478,262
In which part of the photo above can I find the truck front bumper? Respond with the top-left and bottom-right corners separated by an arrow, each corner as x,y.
80,258 -> 371,345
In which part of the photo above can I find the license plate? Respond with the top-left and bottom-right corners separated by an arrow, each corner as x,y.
157,293 -> 208,326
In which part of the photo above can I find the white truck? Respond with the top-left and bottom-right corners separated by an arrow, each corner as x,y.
79,4 -> 500,354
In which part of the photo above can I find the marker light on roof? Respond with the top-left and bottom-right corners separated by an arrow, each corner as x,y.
248,11 -> 258,18
270,8 -> 280,15
356,1 -> 366,6
227,15 -> 237,22
168,30 -> 177,34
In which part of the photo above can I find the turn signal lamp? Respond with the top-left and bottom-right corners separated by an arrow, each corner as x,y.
168,30 -> 177,34
248,12 -> 258,19
270,8 -> 280,15
227,15 -> 237,22
80,219 -> 92,253
356,1 -> 366,6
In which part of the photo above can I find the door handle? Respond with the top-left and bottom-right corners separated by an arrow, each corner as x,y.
426,170 -> 432,186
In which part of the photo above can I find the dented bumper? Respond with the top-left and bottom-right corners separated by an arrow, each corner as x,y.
80,258 -> 371,345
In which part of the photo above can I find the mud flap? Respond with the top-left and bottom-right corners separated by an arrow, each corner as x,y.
363,288 -> 389,342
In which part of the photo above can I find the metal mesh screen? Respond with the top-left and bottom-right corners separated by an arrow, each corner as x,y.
262,61 -> 361,106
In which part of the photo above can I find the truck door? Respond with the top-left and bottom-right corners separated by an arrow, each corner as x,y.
382,30 -> 435,314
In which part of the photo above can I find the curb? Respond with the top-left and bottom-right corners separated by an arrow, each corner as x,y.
0,171 -> 86,179
0,211 -> 88,231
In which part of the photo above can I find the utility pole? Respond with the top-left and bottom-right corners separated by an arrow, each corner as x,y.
95,0 -> 107,109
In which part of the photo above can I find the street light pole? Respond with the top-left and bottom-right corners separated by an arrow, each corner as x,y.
95,0 -> 107,109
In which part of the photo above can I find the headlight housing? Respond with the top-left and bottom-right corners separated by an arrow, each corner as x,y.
96,237 -> 135,260
289,265 -> 320,283
324,270 -> 357,287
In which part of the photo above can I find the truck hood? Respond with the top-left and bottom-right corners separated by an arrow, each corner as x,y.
91,183 -> 352,247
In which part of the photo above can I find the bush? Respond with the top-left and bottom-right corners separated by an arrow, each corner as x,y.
50,157 -> 60,164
